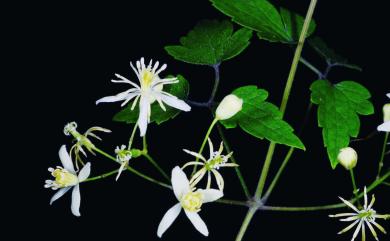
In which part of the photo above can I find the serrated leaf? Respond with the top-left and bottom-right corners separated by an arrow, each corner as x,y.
165,20 -> 252,65
210,0 -> 316,43
113,75 -> 189,125
310,80 -> 374,169
309,36 -> 362,71
220,85 -> 305,150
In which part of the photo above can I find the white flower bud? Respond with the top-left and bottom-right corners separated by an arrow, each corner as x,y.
216,94 -> 243,120
383,103 -> 390,122
337,147 -> 358,170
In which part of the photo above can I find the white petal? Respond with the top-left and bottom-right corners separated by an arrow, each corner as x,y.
387,93 -> 390,99
364,187 -> 368,209
160,94 -> 191,112
59,145 -> 75,173
95,89 -> 133,105
71,185 -> 81,217
378,121 -> 390,132
183,149 -> 207,162
50,187 -> 71,205
78,162 -> 91,182
339,197 -> 359,212
207,138 -> 214,159
184,210 -> 209,236
137,95 -> 150,137
365,221 -> 378,241
157,203 -> 182,238
351,220 -> 363,241
211,169 -> 225,191
171,166 -> 190,200
198,188 -> 223,203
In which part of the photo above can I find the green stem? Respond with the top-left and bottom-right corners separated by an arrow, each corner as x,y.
262,147 -> 295,201
143,153 -> 170,182
237,1 -> 318,240
261,170 -> 390,212
94,147 -> 171,189
235,208 -> 257,241
83,169 -> 119,182
216,199 -> 248,207
192,118 -> 219,174
350,169 -> 361,207
216,123 -> 251,199
128,123 -> 138,150
299,57 -> 323,78
377,132 -> 389,179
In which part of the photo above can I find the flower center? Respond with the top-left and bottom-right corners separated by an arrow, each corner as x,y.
181,192 -> 203,212
206,155 -> 225,170
141,70 -> 155,89
52,168 -> 78,187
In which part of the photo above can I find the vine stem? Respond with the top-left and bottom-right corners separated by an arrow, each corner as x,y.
350,169 -> 361,207
217,123 -> 251,199
299,57 -> 322,78
128,122 -> 138,150
377,132 -> 389,179
83,169 -> 119,182
93,147 -> 172,189
208,64 -> 220,104
192,118 -> 219,175
235,1 -> 318,240
141,135 -> 170,182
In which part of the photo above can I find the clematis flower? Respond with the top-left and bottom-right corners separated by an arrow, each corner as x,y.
157,166 -> 223,237
329,187 -> 390,241
377,93 -> 390,132
44,145 -> 91,216
114,144 -> 132,181
182,138 -> 238,191
96,58 -> 191,136
64,121 -> 111,169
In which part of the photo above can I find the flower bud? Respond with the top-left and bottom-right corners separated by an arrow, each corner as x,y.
216,94 -> 243,120
383,103 -> 390,122
337,147 -> 358,170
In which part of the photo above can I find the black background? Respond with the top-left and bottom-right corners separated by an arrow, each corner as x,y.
9,0 -> 390,240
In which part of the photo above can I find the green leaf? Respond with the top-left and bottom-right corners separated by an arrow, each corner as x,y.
309,36 -> 362,71
310,80 -> 374,169
113,75 -> 189,125
165,20 -> 252,65
220,86 -> 305,150
210,0 -> 316,43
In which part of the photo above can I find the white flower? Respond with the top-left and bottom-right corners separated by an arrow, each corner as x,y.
44,145 -> 91,216
64,121 -> 111,169
96,58 -> 191,136
338,147 -> 358,170
329,187 -> 390,241
216,94 -> 243,120
378,93 -> 390,132
157,166 -> 223,237
114,145 -> 132,181
182,138 -> 238,191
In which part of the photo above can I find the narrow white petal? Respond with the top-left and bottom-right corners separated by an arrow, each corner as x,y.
338,219 -> 360,234
340,216 -> 361,222
368,195 -> 376,210
365,221 -> 378,241
189,169 -> 206,187
211,169 -> 224,191
157,203 -> 182,238
182,161 -> 204,169
71,185 -> 81,217
371,221 -> 387,234
78,162 -> 91,182
364,187 -> 368,209
339,197 -> 359,212
207,138 -> 214,159
116,162 -> 127,181
137,95 -> 150,137
377,121 -> 390,132
362,221 -> 366,241
50,187 -> 71,205
121,92 -> 141,107
96,89 -> 133,105
351,220 -> 363,241
59,145 -> 75,174
171,166 -> 190,200
160,94 -> 191,112
386,93 -> 390,99
329,213 -> 357,218
183,149 -> 207,162
198,188 -> 223,203
184,210 -> 209,236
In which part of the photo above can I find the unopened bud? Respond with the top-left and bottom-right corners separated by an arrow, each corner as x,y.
337,147 -> 358,170
383,104 -> 390,122
216,94 -> 243,120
